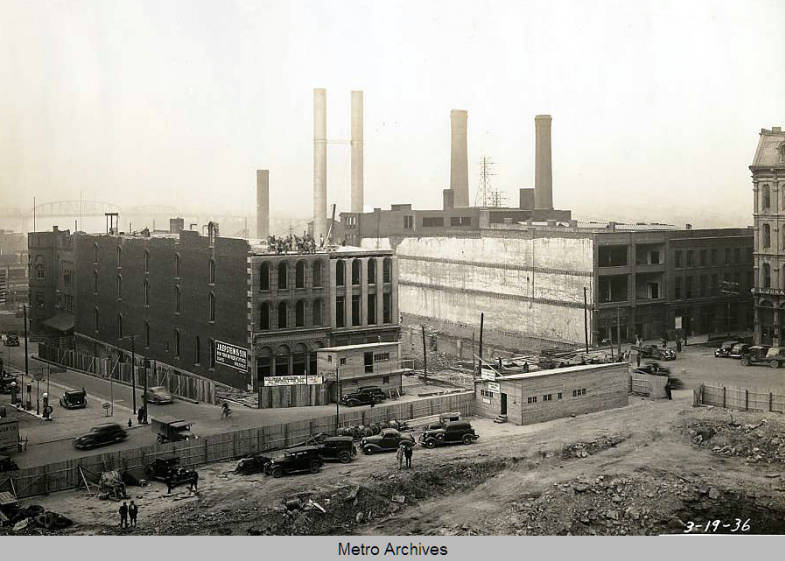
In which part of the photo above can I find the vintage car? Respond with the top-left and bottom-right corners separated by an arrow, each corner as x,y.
3,334 -> 19,347
340,388 -> 384,407
742,345 -> 782,368
72,423 -> 127,450
728,343 -> 752,359
633,361 -> 671,376
318,436 -> 357,463
361,428 -> 415,454
0,454 -> 19,472
714,340 -> 740,358
635,344 -> 676,361
144,386 -> 174,405
357,386 -> 386,399
145,456 -> 181,481
0,373 -> 17,395
263,446 -> 323,478
235,453 -> 276,475
419,420 -> 479,448
151,416 -> 197,444
59,390 -> 87,409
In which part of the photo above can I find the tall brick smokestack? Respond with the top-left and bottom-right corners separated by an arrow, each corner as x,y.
534,114 -> 553,210
313,88 -> 327,239
450,109 -> 469,207
256,169 -> 269,238
350,90 -> 364,213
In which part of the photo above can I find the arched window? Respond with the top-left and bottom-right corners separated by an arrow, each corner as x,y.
175,286 -> 181,313
209,292 -> 215,322
195,336 -> 201,364
209,258 -> 216,284
295,300 -> 305,327
278,301 -> 287,328
275,344 -> 290,376
312,299 -> 322,326
175,253 -> 181,277
94,308 -> 100,332
763,262 -> 771,288
312,261 -> 322,287
763,223 -> 771,248
93,242 -> 99,264
295,261 -> 305,288
116,274 -> 122,299
292,343 -> 307,375
336,260 -> 345,286
383,257 -> 392,283
259,302 -> 270,330
117,313 -> 123,339
277,262 -> 288,289
763,184 -> 771,210
117,246 -> 122,268
34,256 -> 45,280
209,339 -> 216,368
368,259 -> 377,284
144,250 -> 150,273
145,321 -> 150,348
260,262 -> 270,291
144,280 -> 149,305
174,329 -> 181,356
351,259 -> 361,285
93,270 -> 98,293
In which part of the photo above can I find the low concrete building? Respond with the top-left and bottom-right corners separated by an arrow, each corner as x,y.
474,362 -> 629,425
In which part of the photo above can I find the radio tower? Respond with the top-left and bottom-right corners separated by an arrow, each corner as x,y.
475,157 -> 496,207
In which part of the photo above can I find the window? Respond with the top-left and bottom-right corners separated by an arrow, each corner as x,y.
174,329 -> 181,357
259,302 -> 270,329
312,299 -> 322,326
93,270 -> 98,293
209,339 -> 216,368
685,277 -> 693,298
582,388 -> 587,395
295,300 -> 305,327
674,250 -> 682,268
93,242 -> 99,264
763,184 -> 771,209
480,389 -> 494,398
422,217 -> 444,227
403,216 -> 414,230
710,248 -> 718,265
63,269 -> 72,288
383,258 -> 392,283
351,259 -> 360,285
382,376 -> 390,384
209,258 -> 216,284
117,246 -> 122,268
339,357 -> 346,366
383,293 -> 392,324
725,248 -> 731,265
352,295 -> 361,326
763,224 -> 771,248
260,262 -> 270,291
699,249 -> 707,266
277,262 -> 288,289
700,275 -> 708,297
557,392 -> 563,400
175,253 -> 181,277
195,336 -> 201,365
144,280 -> 149,305
374,352 -> 390,361
34,256 -> 45,280
336,296 -> 345,327
175,286 -> 181,313
674,277 -> 682,300
711,274 -> 718,296
686,250 -> 694,267
368,259 -> 377,284
295,261 -> 305,288
450,216 -> 472,226
144,250 -> 150,273
277,301 -> 287,328
94,308 -> 99,332
336,260 -> 345,286
734,247 -> 740,263
649,250 -> 660,265
145,322 -> 150,348
116,275 -> 122,299
117,314 -> 123,339
209,292 -> 215,322
543,394 -> 553,401
312,261 -> 322,287
367,293 -> 377,324
763,263 -> 771,288
527,396 -> 538,404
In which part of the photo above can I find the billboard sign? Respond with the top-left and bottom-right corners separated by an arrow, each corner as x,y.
263,375 -> 306,387
215,340 -> 249,373
487,382 -> 500,393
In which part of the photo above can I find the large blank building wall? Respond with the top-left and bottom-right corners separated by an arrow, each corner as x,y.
391,235 -> 594,345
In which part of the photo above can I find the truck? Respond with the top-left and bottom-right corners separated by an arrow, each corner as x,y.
151,416 -> 198,444
741,345 -> 782,368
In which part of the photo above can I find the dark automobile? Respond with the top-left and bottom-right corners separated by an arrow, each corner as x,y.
361,428 -> 415,454
636,344 -> 676,361
340,389 -> 383,407
419,420 -> 479,448
357,386 -> 386,399
59,390 -> 87,409
4,334 -> 19,347
73,423 -> 127,450
634,361 -> 671,376
144,456 -> 181,481
714,340 -> 740,358
728,343 -> 752,360
318,436 -> 357,463
0,373 -> 17,394
0,454 -> 19,472
144,386 -> 174,404
235,453 -> 275,475
742,345 -> 781,368
264,446 -> 323,478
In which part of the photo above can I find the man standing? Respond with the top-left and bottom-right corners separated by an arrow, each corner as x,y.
396,443 -> 405,470
636,352 -> 641,368
404,444 -> 413,469
119,501 -> 128,529
664,378 -> 673,400
166,472 -> 173,495
128,500 -> 138,528
190,471 -> 199,493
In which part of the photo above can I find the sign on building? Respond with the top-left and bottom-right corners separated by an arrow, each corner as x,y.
263,375 -> 306,387
675,316 -> 682,330
487,382 -> 500,393
215,340 -> 249,373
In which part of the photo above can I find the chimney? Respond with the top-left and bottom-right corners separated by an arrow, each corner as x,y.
256,170 -> 270,238
351,91 -> 364,213
313,88 -> 328,239
450,110 -> 469,207
534,115 -> 553,210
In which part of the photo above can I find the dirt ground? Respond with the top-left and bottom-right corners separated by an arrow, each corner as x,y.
6,390 -> 785,536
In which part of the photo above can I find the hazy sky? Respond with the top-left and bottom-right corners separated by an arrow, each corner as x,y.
2,0 -> 784,229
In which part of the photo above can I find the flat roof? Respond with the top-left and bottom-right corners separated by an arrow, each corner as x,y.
318,341 -> 400,352
493,362 -> 624,382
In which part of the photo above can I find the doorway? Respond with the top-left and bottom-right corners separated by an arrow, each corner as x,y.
500,393 -> 508,415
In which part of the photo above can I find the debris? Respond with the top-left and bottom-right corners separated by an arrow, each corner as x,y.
13,519 -> 29,532
391,495 -> 406,504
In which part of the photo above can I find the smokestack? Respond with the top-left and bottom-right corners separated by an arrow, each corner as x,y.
534,115 -> 553,210
256,169 -> 269,238
313,88 -> 328,239
450,110 -> 469,207
351,91 -> 364,213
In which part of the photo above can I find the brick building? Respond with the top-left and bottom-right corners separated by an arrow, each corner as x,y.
27,226 -> 75,339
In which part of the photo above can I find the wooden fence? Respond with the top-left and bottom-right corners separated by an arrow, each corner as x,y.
0,391 -> 474,500
695,383 -> 785,414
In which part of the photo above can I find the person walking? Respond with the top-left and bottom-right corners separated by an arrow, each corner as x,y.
129,500 -> 138,528
396,443 -> 405,470
676,338 -> 682,353
166,472 -> 173,495
119,501 -> 128,529
404,444 -> 413,469
636,352 -> 641,368
664,378 -> 673,400
189,471 -> 199,493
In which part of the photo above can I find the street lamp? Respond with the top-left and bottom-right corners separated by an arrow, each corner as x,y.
334,364 -> 340,434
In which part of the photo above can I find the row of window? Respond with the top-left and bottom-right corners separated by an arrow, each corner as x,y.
674,272 -> 752,299
673,247 -> 751,268
100,246 -> 217,284
419,216 -> 473,228
335,293 -> 392,327
259,300 -> 323,330
258,258 -> 392,291
257,292 -> 394,330
527,389 -> 585,404
100,274 -> 217,321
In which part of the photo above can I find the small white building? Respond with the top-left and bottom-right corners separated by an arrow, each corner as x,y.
316,342 -> 411,401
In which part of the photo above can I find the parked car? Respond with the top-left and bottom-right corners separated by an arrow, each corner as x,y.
73,423 -> 127,450
714,340 -> 740,358
144,386 -> 174,404
340,389 -> 383,407
728,343 -> 751,359
59,390 -> 87,409
742,345 -> 783,368
361,428 -> 415,454
264,446 -> 323,478
3,334 -> 19,347
318,436 -> 357,463
419,420 -> 479,448
0,374 -> 17,395
357,386 -> 386,399
235,452 -> 276,475
0,454 -> 19,472
634,361 -> 671,376
144,456 -> 181,481
635,344 -> 676,361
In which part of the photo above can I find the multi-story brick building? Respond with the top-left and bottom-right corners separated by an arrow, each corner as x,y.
27,226 -> 75,338
751,125 -> 785,345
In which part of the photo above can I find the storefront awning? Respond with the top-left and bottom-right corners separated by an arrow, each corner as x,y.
42,312 -> 75,333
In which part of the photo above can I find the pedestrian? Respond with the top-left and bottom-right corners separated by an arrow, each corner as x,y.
166,472 -> 173,495
676,338 -> 682,353
404,444 -> 413,469
119,501 -> 128,529
396,443 -> 405,470
137,406 -> 144,425
190,471 -> 199,493
129,500 -> 138,528
636,352 -> 641,368
522,361 -> 529,373
664,378 -> 673,400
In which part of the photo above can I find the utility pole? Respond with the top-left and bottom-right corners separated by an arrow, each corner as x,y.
720,280 -> 741,336
23,304 -> 28,409
478,313 -> 484,376
421,325 -> 427,384
335,364 -> 340,434
617,306 -> 621,357
583,287 -> 589,353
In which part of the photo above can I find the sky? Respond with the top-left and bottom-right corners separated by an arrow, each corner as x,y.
1,0 -> 785,230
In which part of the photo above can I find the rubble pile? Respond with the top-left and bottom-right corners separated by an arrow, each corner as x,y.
561,434 -> 627,459
0,504 -> 73,536
684,416 -> 785,464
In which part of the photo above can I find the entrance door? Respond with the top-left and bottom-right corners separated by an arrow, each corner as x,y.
500,393 -> 508,415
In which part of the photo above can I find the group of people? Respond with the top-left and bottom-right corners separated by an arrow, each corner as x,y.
395,443 -> 414,470
118,500 -> 139,529
166,469 -> 199,494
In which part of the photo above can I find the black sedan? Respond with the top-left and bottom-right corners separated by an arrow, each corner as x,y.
73,423 -> 127,450
361,428 -> 415,454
